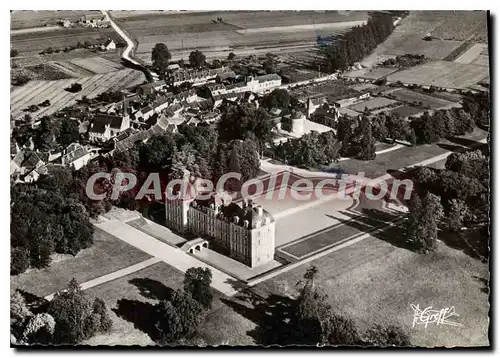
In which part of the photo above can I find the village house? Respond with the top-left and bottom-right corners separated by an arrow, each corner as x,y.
60,143 -> 91,170
166,67 -> 234,87
138,80 -> 168,96
79,14 -> 110,28
100,39 -> 116,51
88,113 -> 130,142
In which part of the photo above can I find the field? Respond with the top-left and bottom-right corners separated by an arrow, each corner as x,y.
10,228 -> 151,298
11,27 -> 121,55
387,106 -> 427,118
10,69 -> 147,120
359,11 -> 488,68
10,10 -> 101,29
83,261 -> 256,346
11,63 -> 73,82
349,97 -> 399,112
113,11 -> 369,63
454,43 -> 489,66
67,57 -> 123,74
255,235 -> 489,347
389,88 -> 456,108
427,11 -> 488,42
333,127 -> 488,178
344,67 -> 399,81
385,61 -> 489,90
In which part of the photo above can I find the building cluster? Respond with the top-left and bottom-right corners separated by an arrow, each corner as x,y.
166,189 -> 276,268
60,14 -> 111,28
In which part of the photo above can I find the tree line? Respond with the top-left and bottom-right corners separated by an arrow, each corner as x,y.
322,12 -> 395,71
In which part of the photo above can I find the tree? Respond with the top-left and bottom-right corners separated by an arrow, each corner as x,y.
189,50 -> 206,69
151,43 -> 171,74
227,52 -> 236,61
262,89 -> 291,110
11,246 -> 29,275
11,291 -> 32,339
447,199 -> 468,232
22,313 -> 56,345
356,116 -> 376,160
86,298 -> 113,336
58,118 -> 80,147
155,290 -> 204,344
218,103 -> 272,146
11,49 -> 19,57
48,279 -> 93,344
407,192 -> 444,253
364,324 -> 411,347
183,267 -> 214,309
66,83 -> 82,93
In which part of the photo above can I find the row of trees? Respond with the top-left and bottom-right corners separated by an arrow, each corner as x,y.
323,13 -> 395,71
151,43 -> 208,76
11,279 -> 112,345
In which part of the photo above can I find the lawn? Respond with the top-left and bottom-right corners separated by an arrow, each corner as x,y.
332,127 -> 488,178
11,227 -> 151,298
84,261 -> 256,346
385,61 -> 489,89
254,232 -> 489,347
389,88 -> 454,108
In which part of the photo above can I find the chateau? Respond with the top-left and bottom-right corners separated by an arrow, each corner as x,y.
165,189 -> 276,268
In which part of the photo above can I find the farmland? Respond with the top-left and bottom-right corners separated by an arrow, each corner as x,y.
359,11 -> 488,68
112,10 -> 369,63
344,67 -> 399,81
10,69 -> 146,121
348,97 -> 399,112
454,43 -> 489,66
388,88 -> 457,109
10,10 -> 101,29
384,61 -> 489,89
11,27 -> 121,55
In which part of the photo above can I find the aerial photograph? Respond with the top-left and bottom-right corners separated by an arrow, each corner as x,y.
10,9 -> 490,347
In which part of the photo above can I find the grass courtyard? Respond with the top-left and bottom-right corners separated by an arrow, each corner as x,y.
83,261 -> 256,346
254,233 -> 489,347
11,228 -> 151,298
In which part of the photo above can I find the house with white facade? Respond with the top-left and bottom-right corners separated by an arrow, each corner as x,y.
88,114 -> 130,142
61,143 -> 91,170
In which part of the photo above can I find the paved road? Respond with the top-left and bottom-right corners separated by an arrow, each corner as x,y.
94,219 -> 239,296
101,10 -> 140,66
44,257 -> 161,301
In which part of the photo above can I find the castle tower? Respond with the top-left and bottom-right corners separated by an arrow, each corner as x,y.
291,111 -> 305,136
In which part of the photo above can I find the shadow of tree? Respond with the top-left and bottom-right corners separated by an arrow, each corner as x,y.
437,143 -> 466,153
16,289 -> 48,314
129,278 -> 175,301
221,293 -> 297,346
439,227 -> 489,262
224,278 -> 249,293
446,136 -> 484,149
333,209 -> 419,252
472,275 -> 489,294
113,299 -> 161,343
